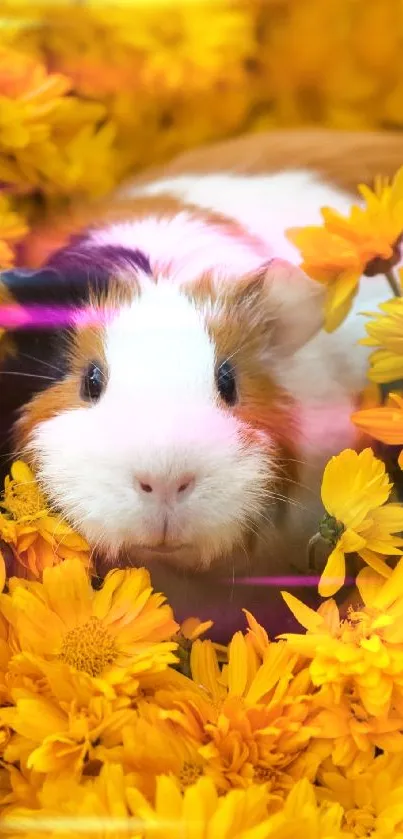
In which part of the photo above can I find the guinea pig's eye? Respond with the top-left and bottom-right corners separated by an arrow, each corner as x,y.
80,362 -> 105,403
216,360 -> 237,406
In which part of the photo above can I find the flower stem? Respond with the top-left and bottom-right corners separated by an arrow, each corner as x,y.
385,269 -> 402,297
307,532 -> 322,571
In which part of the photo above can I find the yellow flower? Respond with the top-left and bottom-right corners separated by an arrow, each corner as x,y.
186,630 -> 321,797
0,46 -> 70,168
281,557 -> 403,737
129,774 -> 275,839
5,766 -> 307,839
93,700 -> 206,800
286,167 -> 403,332
1,557 -> 179,697
266,778 -> 347,839
3,763 -> 141,837
0,43 -> 112,199
0,760 -> 43,815
315,448 -> 403,597
0,461 -> 90,577
129,775 -> 348,839
317,752 -> 403,837
361,294 -> 403,384
243,609 -> 270,661
1,691 -> 135,781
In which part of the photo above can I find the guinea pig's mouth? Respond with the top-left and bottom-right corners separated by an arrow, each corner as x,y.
137,543 -> 191,556
129,542 -> 200,569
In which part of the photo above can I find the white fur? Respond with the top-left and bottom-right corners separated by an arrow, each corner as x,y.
119,170 -> 356,263
31,282 -> 271,568
32,168 -> 395,573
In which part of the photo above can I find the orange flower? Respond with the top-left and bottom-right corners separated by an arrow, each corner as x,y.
186,621 -> 320,795
352,392 -> 403,467
287,166 -> 403,331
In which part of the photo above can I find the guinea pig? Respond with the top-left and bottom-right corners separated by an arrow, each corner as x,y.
0,128 -> 401,639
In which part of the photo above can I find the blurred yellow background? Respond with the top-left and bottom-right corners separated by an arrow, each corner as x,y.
1,0 -> 403,266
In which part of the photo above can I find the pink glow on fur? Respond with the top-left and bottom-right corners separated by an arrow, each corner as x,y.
0,304 -> 115,330
109,402 -> 240,449
88,215 -> 270,285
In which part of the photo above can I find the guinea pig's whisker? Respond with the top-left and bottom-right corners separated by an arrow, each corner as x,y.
276,473 -> 313,494
243,502 -> 274,530
88,535 -> 104,568
0,451 -> 24,461
263,490 -> 309,512
278,455 -> 309,468
242,518 -> 262,541
0,372 -> 56,382
19,353 -> 65,375
222,335 -> 262,365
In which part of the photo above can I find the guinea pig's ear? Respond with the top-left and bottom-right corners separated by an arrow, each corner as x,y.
237,258 -> 326,356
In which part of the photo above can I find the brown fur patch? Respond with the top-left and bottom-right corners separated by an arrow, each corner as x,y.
186,272 -> 300,536
129,128 -> 403,196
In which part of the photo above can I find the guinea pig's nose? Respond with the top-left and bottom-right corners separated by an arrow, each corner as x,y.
135,473 -> 196,503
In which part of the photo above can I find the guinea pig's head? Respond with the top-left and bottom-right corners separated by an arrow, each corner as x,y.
0,241 -> 324,572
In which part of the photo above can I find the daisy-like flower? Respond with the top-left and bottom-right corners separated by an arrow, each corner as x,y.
92,699 -> 207,800
317,752 -> 403,838
361,294 -> 403,384
286,168 -> 403,332
281,556 -> 403,735
3,766 -> 288,839
314,447 -> 403,597
1,690 -> 135,781
129,774 -> 275,839
267,778 -> 347,839
183,619 -> 322,798
0,461 -> 90,577
129,775 -> 348,839
0,46 -> 70,181
1,557 -> 179,693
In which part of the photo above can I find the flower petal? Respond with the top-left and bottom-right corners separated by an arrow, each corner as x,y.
281,591 -> 324,632
356,566 -> 386,607
318,546 -> 346,598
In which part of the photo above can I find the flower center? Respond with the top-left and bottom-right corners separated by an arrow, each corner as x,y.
344,805 -> 375,837
179,761 -> 203,791
59,616 -> 117,677
2,478 -> 45,521
319,512 -> 345,546
254,766 -> 273,783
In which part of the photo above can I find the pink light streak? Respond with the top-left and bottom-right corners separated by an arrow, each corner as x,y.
0,304 -> 111,330
228,575 -> 354,587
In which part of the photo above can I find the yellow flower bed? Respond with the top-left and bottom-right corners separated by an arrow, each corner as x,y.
3,1 -> 403,836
